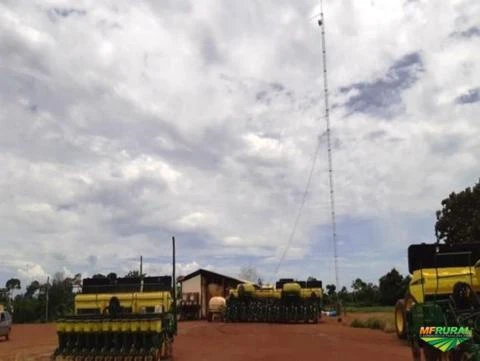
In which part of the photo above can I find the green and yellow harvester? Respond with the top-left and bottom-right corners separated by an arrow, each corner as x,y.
395,242 -> 480,360
225,278 -> 323,323
52,238 -> 178,361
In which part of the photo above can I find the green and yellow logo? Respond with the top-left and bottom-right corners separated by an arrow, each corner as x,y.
420,326 -> 472,352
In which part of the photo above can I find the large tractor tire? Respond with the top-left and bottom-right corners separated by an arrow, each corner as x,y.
396,294 -> 416,339
395,298 -> 408,339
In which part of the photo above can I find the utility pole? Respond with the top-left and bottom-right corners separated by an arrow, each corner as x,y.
318,0 -> 341,320
172,236 -> 177,335
45,276 -> 49,323
140,255 -> 144,292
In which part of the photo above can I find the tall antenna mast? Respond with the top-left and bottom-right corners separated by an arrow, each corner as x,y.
318,0 -> 339,295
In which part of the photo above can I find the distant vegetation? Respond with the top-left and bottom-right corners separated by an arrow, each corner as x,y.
323,268 -> 410,308
0,272 -> 80,323
0,271 -> 138,323
0,266 -> 409,324
435,178 -> 480,245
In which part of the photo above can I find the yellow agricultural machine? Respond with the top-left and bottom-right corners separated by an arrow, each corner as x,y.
52,238 -> 178,361
225,278 -> 323,323
395,242 -> 480,360
177,292 -> 200,321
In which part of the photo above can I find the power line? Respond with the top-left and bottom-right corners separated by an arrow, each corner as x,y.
272,134 -> 324,281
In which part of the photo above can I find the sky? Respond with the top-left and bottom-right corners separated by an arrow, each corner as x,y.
0,0 -> 479,290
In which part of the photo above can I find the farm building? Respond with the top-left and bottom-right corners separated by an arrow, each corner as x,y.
178,269 -> 247,319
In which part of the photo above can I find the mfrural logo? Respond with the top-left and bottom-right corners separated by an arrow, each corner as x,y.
420,326 -> 472,352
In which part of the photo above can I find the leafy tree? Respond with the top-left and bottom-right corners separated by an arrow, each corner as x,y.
71,273 -> 82,293
0,288 -> 8,305
351,278 -> 379,306
326,284 -> 336,296
435,179 -> 480,244
124,270 -> 146,278
25,281 -> 41,299
92,274 -> 107,279
72,273 -> 82,285
351,279 -> 367,292
2,272 -> 84,323
338,286 -> 350,303
12,295 -> 39,323
5,278 -> 21,292
378,268 -> 410,305
5,278 -> 21,309
39,275 -> 75,320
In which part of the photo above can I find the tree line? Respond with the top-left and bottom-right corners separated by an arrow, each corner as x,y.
322,268 -> 411,307
0,271 -> 141,323
1,267 -> 410,323
1,178 -> 478,322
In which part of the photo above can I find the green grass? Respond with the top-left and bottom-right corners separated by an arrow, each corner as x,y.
350,319 -> 366,328
346,307 -> 396,333
349,317 -> 388,330
344,306 -> 394,313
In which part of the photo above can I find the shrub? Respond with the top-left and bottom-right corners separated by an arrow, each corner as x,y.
365,317 -> 385,330
350,319 -> 366,328
350,317 -> 387,331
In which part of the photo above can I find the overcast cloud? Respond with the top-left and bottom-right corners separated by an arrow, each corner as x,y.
0,0 -> 479,289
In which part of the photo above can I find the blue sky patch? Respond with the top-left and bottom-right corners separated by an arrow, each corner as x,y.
456,88 -> 480,104
339,52 -> 423,118
451,26 -> 480,38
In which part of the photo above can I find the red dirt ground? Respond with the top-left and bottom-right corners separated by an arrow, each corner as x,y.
0,318 -> 412,361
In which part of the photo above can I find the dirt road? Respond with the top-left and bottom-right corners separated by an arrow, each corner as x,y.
0,318 -> 411,361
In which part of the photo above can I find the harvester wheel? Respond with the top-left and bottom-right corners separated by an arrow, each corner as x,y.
395,299 -> 407,339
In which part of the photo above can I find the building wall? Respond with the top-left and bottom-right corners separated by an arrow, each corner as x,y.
181,275 -> 201,294
180,272 -> 244,319
201,276 -> 207,318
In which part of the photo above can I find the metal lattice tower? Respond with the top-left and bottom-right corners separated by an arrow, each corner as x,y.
319,0 -> 339,293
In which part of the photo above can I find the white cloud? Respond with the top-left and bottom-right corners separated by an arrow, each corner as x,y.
0,0 -> 479,288
17,264 -> 50,284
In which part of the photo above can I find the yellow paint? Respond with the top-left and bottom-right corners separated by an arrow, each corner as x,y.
253,289 -> 282,299
228,283 -> 322,300
300,288 -> 323,299
74,291 -> 172,314
409,266 -> 479,303
59,318 -> 164,334
283,282 -> 302,294
237,283 -> 256,295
